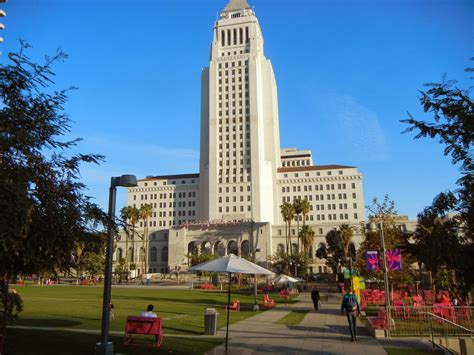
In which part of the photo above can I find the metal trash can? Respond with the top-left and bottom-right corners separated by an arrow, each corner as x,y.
204,308 -> 218,335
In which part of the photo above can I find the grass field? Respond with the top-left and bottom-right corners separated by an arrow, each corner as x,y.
275,310 -> 308,325
5,285 -> 295,354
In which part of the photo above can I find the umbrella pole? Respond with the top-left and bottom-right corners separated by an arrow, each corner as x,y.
225,272 -> 231,353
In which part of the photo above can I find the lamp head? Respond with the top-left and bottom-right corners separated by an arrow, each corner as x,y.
111,174 -> 138,188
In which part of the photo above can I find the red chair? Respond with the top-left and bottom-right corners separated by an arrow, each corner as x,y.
225,300 -> 240,312
124,316 -> 163,348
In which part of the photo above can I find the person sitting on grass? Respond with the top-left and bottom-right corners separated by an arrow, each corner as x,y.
140,304 -> 157,318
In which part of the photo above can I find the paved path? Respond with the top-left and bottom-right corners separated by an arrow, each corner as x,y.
206,292 -> 430,355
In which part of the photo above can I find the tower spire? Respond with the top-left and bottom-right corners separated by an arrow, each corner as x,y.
222,0 -> 251,13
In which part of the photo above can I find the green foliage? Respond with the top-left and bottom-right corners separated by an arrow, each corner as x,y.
114,258 -> 126,273
315,224 -> 354,274
355,196 -> 415,287
401,65 -> 474,297
0,42 -> 106,341
0,287 -> 23,329
270,250 -> 310,277
78,251 -> 105,277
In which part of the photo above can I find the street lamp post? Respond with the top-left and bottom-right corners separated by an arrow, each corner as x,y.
377,221 -> 391,337
95,175 -> 137,355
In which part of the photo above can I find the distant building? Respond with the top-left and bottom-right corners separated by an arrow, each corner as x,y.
114,0 -> 366,275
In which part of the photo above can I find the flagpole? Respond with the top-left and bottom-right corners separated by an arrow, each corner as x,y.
225,272 -> 231,353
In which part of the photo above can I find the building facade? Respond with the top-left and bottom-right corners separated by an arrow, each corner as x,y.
114,0 -> 366,275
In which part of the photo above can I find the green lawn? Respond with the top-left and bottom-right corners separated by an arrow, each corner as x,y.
6,285 -> 292,354
6,328 -> 224,355
276,310 -> 308,325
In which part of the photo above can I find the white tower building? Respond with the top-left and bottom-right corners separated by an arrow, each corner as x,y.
199,0 -> 281,224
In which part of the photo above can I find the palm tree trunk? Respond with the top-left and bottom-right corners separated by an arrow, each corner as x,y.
296,216 -> 300,253
288,221 -> 293,255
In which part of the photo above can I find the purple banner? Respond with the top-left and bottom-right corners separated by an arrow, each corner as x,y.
386,249 -> 402,271
366,250 -> 380,271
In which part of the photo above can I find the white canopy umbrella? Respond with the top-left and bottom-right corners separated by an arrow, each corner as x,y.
272,274 -> 302,284
189,254 -> 274,352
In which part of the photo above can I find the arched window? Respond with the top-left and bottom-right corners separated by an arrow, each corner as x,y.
227,240 -> 238,255
202,241 -> 212,255
227,29 -> 231,46
245,27 -> 249,43
162,247 -> 169,262
239,28 -> 243,44
221,30 -> 225,47
233,28 -> 237,45
150,247 -> 157,262
215,241 -> 225,256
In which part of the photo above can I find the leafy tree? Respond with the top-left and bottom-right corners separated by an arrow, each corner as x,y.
316,224 -> 355,274
0,42 -> 105,345
78,251 -> 105,277
270,250 -> 310,277
401,65 -> 473,297
280,202 -> 295,254
355,196 -> 415,288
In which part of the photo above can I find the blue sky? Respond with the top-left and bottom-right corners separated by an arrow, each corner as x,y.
2,0 -> 472,219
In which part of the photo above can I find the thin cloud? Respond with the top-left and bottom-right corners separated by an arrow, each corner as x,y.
323,93 -> 389,162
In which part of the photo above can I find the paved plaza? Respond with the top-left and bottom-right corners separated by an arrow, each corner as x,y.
207,292 -> 434,355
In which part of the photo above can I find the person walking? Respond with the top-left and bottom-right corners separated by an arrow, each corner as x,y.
341,289 -> 360,341
311,287 -> 320,311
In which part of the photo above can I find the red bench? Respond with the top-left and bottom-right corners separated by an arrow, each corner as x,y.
262,294 -> 275,308
225,300 -> 240,312
201,282 -> 215,289
124,316 -> 163,348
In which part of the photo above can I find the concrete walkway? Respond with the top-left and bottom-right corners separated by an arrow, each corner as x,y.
206,292 -> 431,355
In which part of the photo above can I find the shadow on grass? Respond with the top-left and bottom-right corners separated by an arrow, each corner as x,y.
15,318 -> 83,328
6,328 -> 224,355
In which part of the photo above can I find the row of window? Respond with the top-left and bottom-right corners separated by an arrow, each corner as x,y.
219,205 -> 251,213
218,159 -> 251,167
314,203 -> 357,210
281,183 -> 356,193
220,27 -> 249,47
219,185 -> 251,193
282,170 -> 348,178
134,191 -> 197,201
281,193 -> 357,203
115,246 -> 168,263
143,179 -> 196,187
281,159 -> 311,167
219,175 -> 250,183
218,195 -> 251,203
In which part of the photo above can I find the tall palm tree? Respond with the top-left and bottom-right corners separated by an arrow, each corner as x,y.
280,202 -> 295,254
121,206 -> 140,272
139,203 -> 154,275
300,224 -> 315,257
301,198 -> 311,227
339,224 -> 354,259
293,198 -> 303,252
